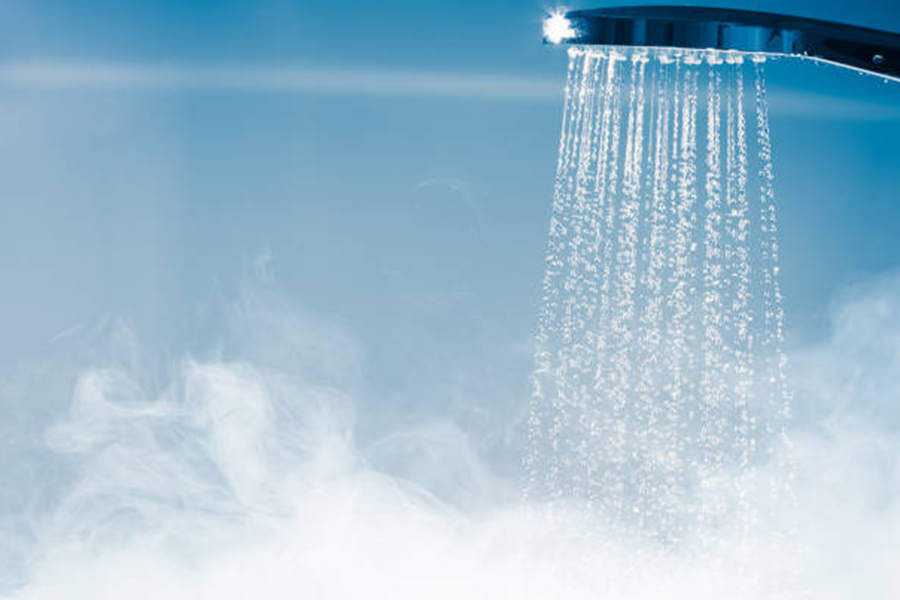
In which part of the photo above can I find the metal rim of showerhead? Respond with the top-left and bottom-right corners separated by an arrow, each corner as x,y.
543,6 -> 900,83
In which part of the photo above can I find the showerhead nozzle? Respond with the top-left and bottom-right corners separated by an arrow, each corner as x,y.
543,6 -> 900,82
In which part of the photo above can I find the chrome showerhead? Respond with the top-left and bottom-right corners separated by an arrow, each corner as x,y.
543,6 -> 900,82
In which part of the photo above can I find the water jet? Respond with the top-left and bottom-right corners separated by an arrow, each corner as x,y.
526,7 -> 830,559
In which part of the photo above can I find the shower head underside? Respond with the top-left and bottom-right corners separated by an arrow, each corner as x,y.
544,6 -> 900,82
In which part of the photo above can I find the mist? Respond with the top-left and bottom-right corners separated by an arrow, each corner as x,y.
0,260 -> 897,599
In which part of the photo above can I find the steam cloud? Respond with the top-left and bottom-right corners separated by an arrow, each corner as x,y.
1,265 -> 899,599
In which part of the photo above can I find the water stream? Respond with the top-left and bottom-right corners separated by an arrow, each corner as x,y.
525,47 -> 794,554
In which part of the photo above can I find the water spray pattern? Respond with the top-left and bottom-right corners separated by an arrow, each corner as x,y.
525,47 -> 792,547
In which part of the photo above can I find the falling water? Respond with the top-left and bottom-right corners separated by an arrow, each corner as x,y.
525,47 -> 793,558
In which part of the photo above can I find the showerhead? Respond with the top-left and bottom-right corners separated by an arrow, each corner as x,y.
544,6 -> 900,82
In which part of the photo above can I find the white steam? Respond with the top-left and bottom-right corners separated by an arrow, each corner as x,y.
2,268 -> 900,598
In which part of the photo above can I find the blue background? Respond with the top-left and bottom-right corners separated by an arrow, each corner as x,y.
0,0 -> 898,452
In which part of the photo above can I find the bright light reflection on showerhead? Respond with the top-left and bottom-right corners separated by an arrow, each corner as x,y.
543,10 -> 575,45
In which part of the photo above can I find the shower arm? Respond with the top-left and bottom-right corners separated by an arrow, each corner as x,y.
544,6 -> 900,83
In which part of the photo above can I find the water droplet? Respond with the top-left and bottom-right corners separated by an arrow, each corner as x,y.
528,48 -> 793,555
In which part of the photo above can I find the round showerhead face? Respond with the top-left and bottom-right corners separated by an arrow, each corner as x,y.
543,6 -> 900,83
